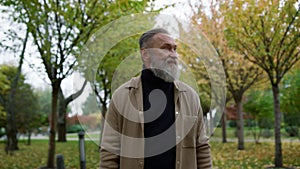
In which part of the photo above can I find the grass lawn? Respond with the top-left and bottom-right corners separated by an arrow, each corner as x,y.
0,140 -> 100,169
66,132 -> 100,140
210,141 -> 300,169
0,139 -> 299,169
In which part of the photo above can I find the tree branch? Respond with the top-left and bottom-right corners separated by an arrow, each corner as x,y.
65,80 -> 87,105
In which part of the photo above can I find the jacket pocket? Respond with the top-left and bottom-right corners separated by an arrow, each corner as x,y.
182,115 -> 197,148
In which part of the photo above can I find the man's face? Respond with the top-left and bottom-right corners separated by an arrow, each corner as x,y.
143,33 -> 180,82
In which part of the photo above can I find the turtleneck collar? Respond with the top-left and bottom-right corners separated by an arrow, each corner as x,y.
141,69 -> 173,86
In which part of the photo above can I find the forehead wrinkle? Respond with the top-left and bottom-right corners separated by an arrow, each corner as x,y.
152,33 -> 176,47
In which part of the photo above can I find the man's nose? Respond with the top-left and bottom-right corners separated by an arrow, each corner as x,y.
169,52 -> 178,59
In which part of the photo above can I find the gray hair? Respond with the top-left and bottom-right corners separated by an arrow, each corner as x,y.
139,28 -> 169,49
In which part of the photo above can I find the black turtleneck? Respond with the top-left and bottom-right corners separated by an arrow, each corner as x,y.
141,69 -> 176,169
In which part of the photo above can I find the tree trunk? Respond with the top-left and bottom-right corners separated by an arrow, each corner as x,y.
57,89 -> 67,142
209,111 -> 214,136
101,104 -> 107,123
46,81 -> 60,168
250,120 -> 260,144
237,100 -> 244,150
57,103 -> 67,142
99,104 -> 107,144
57,121 -> 66,142
272,85 -> 282,167
5,128 -> 18,154
27,130 -> 31,146
222,111 -> 227,143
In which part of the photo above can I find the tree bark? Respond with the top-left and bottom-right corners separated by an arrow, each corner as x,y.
99,103 -> 107,144
222,111 -> 227,143
57,88 -> 67,142
237,100 -> 244,150
209,111 -> 214,136
27,130 -> 31,146
57,97 -> 67,142
47,80 -> 60,168
272,85 -> 283,167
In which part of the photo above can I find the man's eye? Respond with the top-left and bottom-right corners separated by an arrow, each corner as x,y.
161,46 -> 175,52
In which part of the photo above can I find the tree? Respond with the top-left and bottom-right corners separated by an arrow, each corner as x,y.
223,0 -> 300,166
5,40 -> 27,153
281,68 -> 300,138
190,0 -> 263,149
2,29 -> 27,154
0,21 -> 29,153
0,65 -> 41,147
221,96 -> 233,143
15,83 -> 42,145
0,70 -> 9,129
221,54 -> 262,150
244,89 -> 274,143
20,1 -> 96,166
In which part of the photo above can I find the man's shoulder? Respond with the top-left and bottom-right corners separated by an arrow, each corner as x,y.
112,76 -> 140,96
175,80 -> 198,95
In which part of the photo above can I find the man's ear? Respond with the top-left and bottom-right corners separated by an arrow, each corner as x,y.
141,48 -> 150,68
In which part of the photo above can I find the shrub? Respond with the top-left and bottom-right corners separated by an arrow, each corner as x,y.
66,124 -> 87,133
285,126 -> 299,137
228,120 -> 237,128
0,128 -> 5,138
261,129 -> 272,138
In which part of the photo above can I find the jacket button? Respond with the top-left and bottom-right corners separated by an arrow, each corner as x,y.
176,136 -> 181,140
177,160 -> 180,165
139,161 -> 143,167
175,111 -> 179,115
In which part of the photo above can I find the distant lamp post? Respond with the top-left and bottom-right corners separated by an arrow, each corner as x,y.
78,130 -> 86,169
56,154 -> 65,169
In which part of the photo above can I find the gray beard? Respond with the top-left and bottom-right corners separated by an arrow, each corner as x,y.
150,58 -> 180,82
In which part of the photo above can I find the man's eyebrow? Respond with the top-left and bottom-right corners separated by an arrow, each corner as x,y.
161,43 -> 177,48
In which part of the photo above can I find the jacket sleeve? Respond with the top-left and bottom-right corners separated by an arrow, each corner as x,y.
100,99 -> 120,169
196,105 -> 212,169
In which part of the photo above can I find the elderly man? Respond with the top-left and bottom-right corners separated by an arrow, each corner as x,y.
100,28 -> 212,169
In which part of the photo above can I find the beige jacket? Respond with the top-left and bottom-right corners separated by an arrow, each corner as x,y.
100,76 -> 212,169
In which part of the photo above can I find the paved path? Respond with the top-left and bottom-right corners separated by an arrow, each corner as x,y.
14,131 -> 101,141
210,137 -> 300,143
10,131 -> 300,143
